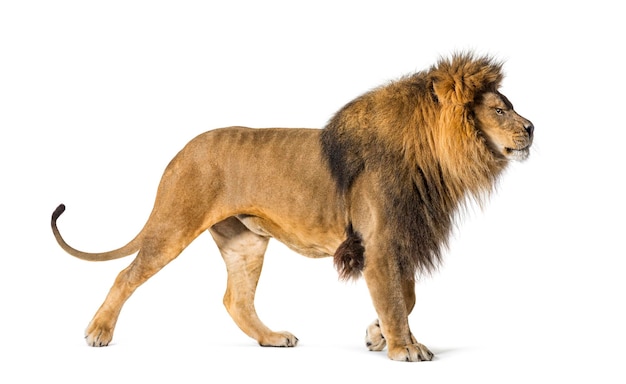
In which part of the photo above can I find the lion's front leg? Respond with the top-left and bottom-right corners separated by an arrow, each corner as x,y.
365,319 -> 386,351
365,318 -> 432,361
364,276 -> 418,351
362,254 -> 433,362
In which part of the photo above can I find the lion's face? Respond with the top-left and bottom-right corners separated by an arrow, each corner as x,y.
473,92 -> 534,161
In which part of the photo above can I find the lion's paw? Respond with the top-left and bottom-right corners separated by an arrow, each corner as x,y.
259,331 -> 299,347
365,319 -> 386,351
85,321 -> 113,347
388,342 -> 434,362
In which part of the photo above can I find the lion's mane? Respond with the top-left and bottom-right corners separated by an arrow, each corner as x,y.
321,53 -> 508,281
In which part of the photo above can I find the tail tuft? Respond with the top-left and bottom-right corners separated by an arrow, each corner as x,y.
52,204 -> 66,222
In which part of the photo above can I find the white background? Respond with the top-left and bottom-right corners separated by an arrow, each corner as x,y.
1,1 -> 625,382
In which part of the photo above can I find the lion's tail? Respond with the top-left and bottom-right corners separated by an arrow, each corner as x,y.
51,204 -> 142,262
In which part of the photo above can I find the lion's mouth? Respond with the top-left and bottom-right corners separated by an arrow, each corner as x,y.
504,146 -> 530,161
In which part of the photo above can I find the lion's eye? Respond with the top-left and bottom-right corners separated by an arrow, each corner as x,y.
495,108 -> 503,115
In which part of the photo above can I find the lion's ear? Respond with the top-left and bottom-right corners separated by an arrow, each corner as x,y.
432,77 -> 472,106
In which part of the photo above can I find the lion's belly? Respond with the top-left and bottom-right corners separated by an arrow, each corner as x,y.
236,214 -> 341,259
191,127 -> 346,258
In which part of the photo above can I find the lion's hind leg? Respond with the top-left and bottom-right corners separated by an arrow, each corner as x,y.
210,217 -> 298,347
85,222 -> 204,347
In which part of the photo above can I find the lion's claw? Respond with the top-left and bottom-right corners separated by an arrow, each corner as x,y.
85,323 -> 113,347
259,331 -> 299,347
389,343 -> 433,362
365,319 -> 386,351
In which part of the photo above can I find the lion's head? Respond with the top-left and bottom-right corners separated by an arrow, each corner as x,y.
323,52 -> 534,280
473,91 -> 534,162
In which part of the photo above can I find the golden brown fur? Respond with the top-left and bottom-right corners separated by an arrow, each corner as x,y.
51,52 -> 533,361
322,53 -> 532,282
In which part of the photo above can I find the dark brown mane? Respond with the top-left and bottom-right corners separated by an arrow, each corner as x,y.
322,52 -> 508,281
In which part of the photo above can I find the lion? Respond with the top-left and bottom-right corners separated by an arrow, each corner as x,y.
51,52 -> 533,362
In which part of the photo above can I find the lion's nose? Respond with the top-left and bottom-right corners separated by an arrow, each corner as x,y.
524,122 -> 534,138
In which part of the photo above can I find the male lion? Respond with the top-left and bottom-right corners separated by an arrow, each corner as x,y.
51,53 -> 533,362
